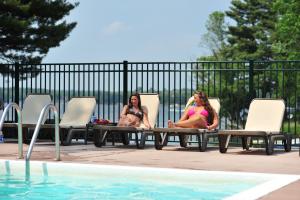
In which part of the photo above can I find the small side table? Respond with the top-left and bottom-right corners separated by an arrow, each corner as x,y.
89,123 -> 118,146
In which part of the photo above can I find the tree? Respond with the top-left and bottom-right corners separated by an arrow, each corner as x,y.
224,0 -> 276,60
0,0 -> 78,66
199,11 -> 227,61
196,1 -> 279,126
196,0 -> 299,129
273,0 -> 300,59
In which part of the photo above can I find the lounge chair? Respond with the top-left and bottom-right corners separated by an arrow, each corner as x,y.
153,97 -> 220,151
2,94 -> 52,143
93,93 -> 160,149
218,98 -> 292,155
58,97 -> 96,145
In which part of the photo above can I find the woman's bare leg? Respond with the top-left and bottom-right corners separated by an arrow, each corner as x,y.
174,115 -> 207,128
118,116 -> 130,126
118,115 -> 140,127
130,120 -> 140,127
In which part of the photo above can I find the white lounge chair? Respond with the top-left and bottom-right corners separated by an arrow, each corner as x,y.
58,97 -> 96,145
2,94 -> 52,143
153,97 -> 220,151
93,93 -> 160,149
218,98 -> 292,155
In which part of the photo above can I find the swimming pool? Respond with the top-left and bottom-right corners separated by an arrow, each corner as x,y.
0,160 -> 299,200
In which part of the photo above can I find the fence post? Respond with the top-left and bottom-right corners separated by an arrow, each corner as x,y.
248,60 -> 254,100
14,63 -> 20,105
14,63 -> 20,122
123,60 -> 128,106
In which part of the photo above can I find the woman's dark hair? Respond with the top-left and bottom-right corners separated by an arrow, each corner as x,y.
195,91 -> 215,125
128,93 -> 142,110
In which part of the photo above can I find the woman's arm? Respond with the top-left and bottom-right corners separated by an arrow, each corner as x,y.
120,105 -> 128,118
142,110 -> 151,128
178,106 -> 190,122
117,105 -> 130,126
207,110 -> 219,130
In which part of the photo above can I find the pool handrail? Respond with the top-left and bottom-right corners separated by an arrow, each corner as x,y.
0,103 -> 23,159
25,104 -> 60,161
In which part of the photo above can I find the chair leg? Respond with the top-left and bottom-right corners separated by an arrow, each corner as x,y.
163,134 -> 168,146
84,125 -> 89,145
23,128 -> 30,145
242,136 -> 250,150
62,129 -> 73,146
121,133 -> 129,145
179,135 -> 188,148
247,137 -> 252,148
141,133 -> 147,148
93,129 -> 106,147
154,133 -> 164,150
60,129 -> 68,146
197,133 -> 208,152
283,134 -> 292,152
265,136 -> 275,155
136,132 -> 146,149
218,134 -> 229,153
134,132 -> 139,148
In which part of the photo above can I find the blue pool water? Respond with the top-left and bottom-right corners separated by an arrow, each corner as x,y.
0,160 -> 298,200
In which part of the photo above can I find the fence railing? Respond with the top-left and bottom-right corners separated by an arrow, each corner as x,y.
0,60 -> 299,139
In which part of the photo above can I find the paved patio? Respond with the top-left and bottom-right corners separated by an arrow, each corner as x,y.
1,141 -> 300,199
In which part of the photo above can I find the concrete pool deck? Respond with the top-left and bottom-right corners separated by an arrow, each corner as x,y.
0,141 -> 299,199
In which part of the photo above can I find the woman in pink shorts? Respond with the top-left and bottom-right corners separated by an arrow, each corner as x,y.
168,91 -> 218,130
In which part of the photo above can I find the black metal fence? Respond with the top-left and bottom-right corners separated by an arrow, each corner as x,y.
0,61 -> 299,138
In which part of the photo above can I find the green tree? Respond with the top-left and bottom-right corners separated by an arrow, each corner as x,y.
196,1 -> 279,125
273,0 -> 300,59
0,0 -> 78,65
224,0 -> 276,60
196,0 -> 300,131
199,11 -> 227,61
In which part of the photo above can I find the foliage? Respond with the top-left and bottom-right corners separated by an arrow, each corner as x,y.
200,0 -> 300,60
0,0 -> 78,77
283,122 -> 300,136
199,11 -> 227,60
192,62 -> 252,124
197,1 -> 300,125
224,0 -> 276,61
273,0 -> 300,59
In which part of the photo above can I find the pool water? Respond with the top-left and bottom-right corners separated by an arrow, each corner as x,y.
0,160 -> 298,200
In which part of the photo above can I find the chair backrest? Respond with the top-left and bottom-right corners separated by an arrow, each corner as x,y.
185,96 -> 221,115
60,97 -> 96,127
245,99 -> 285,132
22,94 -> 52,124
139,93 -> 160,128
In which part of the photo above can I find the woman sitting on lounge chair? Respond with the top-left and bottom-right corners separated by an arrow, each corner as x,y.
168,91 -> 218,130
118,93 -> 151,128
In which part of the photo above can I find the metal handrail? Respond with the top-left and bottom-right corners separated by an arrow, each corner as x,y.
25,104 -> 60,161
0,103 -> 23,159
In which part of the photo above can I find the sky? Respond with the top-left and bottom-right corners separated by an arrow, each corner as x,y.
44,0 -> 232,63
